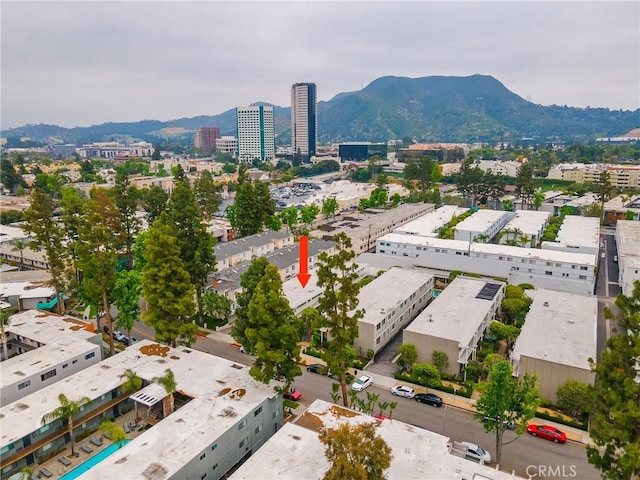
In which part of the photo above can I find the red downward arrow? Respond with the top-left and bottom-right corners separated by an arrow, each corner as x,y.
297,236 -> 311,288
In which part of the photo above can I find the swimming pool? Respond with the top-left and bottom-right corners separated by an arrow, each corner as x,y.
59,440 -> 131,480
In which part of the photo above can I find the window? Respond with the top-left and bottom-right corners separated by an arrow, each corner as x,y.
579,275 -> 587,280
545,271 -> 553,276
255,424 -> 263,434
41,369 -> 57,381
562,273 -> 569,277
580,266 -> 588,271
85,352 -> 95,360
211,443 -> 218,451
72,359 -> 78,364
254,406 -> 262,416
555,262 -> 562,267
212,464 -> 218,471
200,453 -> 206,460
238,418 -> 247,430
62,363 -> 68,369
376,323 -> 381,330
18,380 -> 31,390
201,474 -> 207,479
546,262 -> 553,266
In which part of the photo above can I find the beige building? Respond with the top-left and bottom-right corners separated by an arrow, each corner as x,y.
510,289 -> 597,403
548,163 -> 640,189
615,220 -> 640,296
403,277 -> 505,377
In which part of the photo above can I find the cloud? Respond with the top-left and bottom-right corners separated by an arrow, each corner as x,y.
1,0 -> 638,128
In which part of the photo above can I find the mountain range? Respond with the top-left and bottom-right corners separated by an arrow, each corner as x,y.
3,75 -> 638,145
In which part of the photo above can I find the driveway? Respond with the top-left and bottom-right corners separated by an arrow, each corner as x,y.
367,330 -> 403,377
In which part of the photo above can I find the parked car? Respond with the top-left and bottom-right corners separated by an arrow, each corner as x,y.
459,441 -> 492,464
483,416 -> 516,430
526,424 -> 567,443
390,385 -> 416,399
121,336 -> 138,346
283,387 -> 302,401
414,393 -> 443,407
113,331 -> 126,343
306,363 -> 325,374
351,375 -> 374,392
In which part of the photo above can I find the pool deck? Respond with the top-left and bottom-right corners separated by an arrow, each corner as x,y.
35,409 -> 147,479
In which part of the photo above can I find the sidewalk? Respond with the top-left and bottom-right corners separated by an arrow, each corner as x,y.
206,329 -> 593,445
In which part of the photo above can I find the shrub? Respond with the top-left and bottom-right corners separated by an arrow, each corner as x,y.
535,409 -> 588,431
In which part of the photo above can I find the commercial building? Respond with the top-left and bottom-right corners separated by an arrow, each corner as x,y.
354,268 -> 433,356
615,220 -> 640,296
45,144 -> 78,159
540,215 -> 600,256
338,142 -> 387,162
291,83 -> 317,159
0,339 -> 282,479
453,209 -> 511,243
376,233 -> 596,295
0,310 -> 102,406
510,289 -> 597,403
194,127 -> 221,153
236,106 -> 275,162
403,277 -> 505,377
498,210 -> 550,248
216,136 -> 238,155
231,399 -> 526,480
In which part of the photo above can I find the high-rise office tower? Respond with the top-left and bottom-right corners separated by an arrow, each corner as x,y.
194,127 -> 221,153
291,83 -> 317,159
236,106 -> 275,163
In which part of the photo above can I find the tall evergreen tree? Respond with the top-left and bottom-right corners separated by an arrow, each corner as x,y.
245,264 -> 302,395
59,187 -> 87,290
587,281 -> 640,480
140,184 -> 169,225
515,162 -> 536,210
22,188 -> 69,313
194,170 -> 222,218
111,269 -> 142,343
111,168 -> 140,270
141,217 -> 197,347
316,233 -> 364,407
231,257 -> 270,348
76,188 -> 123,355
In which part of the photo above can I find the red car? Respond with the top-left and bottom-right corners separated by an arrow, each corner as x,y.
526,424 -> 567,443
283,387 -> 302,401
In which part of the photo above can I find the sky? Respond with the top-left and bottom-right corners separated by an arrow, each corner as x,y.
1,0 -> 639,129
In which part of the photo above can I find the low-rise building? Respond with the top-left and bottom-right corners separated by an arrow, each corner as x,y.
394,205 -> 468,237
540,215 -> 600,255
605,195 -> 640,224
231,399 -> 525,480
214,231 -> 295,271
403,277 -> 505,377
0,281 -> 57,310
376,233 -> 596,295
0,310 -> 101,406
453,209 -> 511,243
498,210 -> 550,248
510,289 -> 597,403
0,339 -> 282,479
354,268 -> 433,356
615,220 -> 640,296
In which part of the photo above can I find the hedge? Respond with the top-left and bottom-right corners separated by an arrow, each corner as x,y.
394,371 -> 473,398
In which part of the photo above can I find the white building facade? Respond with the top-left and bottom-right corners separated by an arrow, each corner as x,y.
236,106 -> 275,162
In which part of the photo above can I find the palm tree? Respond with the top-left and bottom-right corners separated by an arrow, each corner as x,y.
387,401 -> 398,419
41,393 -> 91,457
11,239 -> 27,271
377,400 -> 390,418
16,466 -> 34,480
98,419 -> 126,444
119,369 -> 143,419
153,368 -> 176,418
0,308 -> 9,361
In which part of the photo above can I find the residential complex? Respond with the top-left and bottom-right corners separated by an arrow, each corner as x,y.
403,277 -> 505,377
540,215 -> 600,255
0,310 -> 102,406
548,162 -> 640,189
498,210 -> 550,247
0,333 -> 282,479
511,289 -> 597,403
453,209 -> 511,242
394,205 -> 468,237
213,230 -> 295,271
236,106 -> 275,162
615,220 -> 640,296
291,83 -> 317,159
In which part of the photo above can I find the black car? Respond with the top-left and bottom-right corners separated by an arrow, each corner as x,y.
414,393 -> 443,407
306,363 -> 325,374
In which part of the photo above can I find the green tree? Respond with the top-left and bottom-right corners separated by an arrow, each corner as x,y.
98,419 -> 126,444
119,367 -> 143,419
194,170 -> 222,218
76,189 -> 122,355
0,158 -> 24,192
152,145 -> 161,160
474,360 -> 541,466
0,307 -> 12,361
316,233 -> 364,407
140,185 -> 169,225
141,218 -> 197,347
300,204 -> 320,230
489,320 -> 520,351
501,199 -> 514,212
556,380 -> 595,420
533,191 -> 545,211
412,363 -> 440,385
202,290 -> 232,325
22,188 -> 69,314
152,368 -> 177,418
279,206 -> 299,234
319,422 -> 392,480
11,239 -> 27,271
404,155 -> 436,192
111,270 -> 142,343
431,350 -> 449,375
110,168 -> 140,270
586,281 -> 640,480
233,181 -> 266,236
58,187 -> 87,290
397,343 -> 417,373
41,393 -> 91,457
231,257 -> 270,349
515,162 -> 536,210
593,170 -> 614,224
245,264 -> 302,396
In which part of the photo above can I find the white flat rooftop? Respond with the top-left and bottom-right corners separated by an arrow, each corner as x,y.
230,399 -> 525,480
357,268 -> 432,325
0,281 -> 55,300
454,209 -> 509,232
394,205 -> 468,237
0,310 -> 99,395
617,220 -> 640,248
0,340 -> 278,479
501,210 -> 550,236
553,216 -> 600,249
282,268 -> 324,311
511,289 -> 597,370
405,277 -> 504,347
379,233 -> 597,266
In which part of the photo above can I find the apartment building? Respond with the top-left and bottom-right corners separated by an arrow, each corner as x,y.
236,106 -> 275,162
214,231 -> 295,271
548,163 -> 640,189
403,277 -> 505,377
541,215 -> 600,256
511,289 -> 597,403
376,233 -> 596,295
615,220 -> 640,296
0,339 -> 282,479
394,205 -> 468,237
498,210 -> 550,247
0,310 -> 101,406
453,209 -> 511,243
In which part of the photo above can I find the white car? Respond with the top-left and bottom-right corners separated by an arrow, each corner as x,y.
351,375 -> 373,392
460,442 -> 492,464
390,385 -> 415,398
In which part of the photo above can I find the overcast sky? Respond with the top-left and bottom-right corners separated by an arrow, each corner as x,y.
2,1 -> 638,129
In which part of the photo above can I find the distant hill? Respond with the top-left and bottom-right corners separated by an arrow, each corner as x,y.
3,75 -> 638,145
